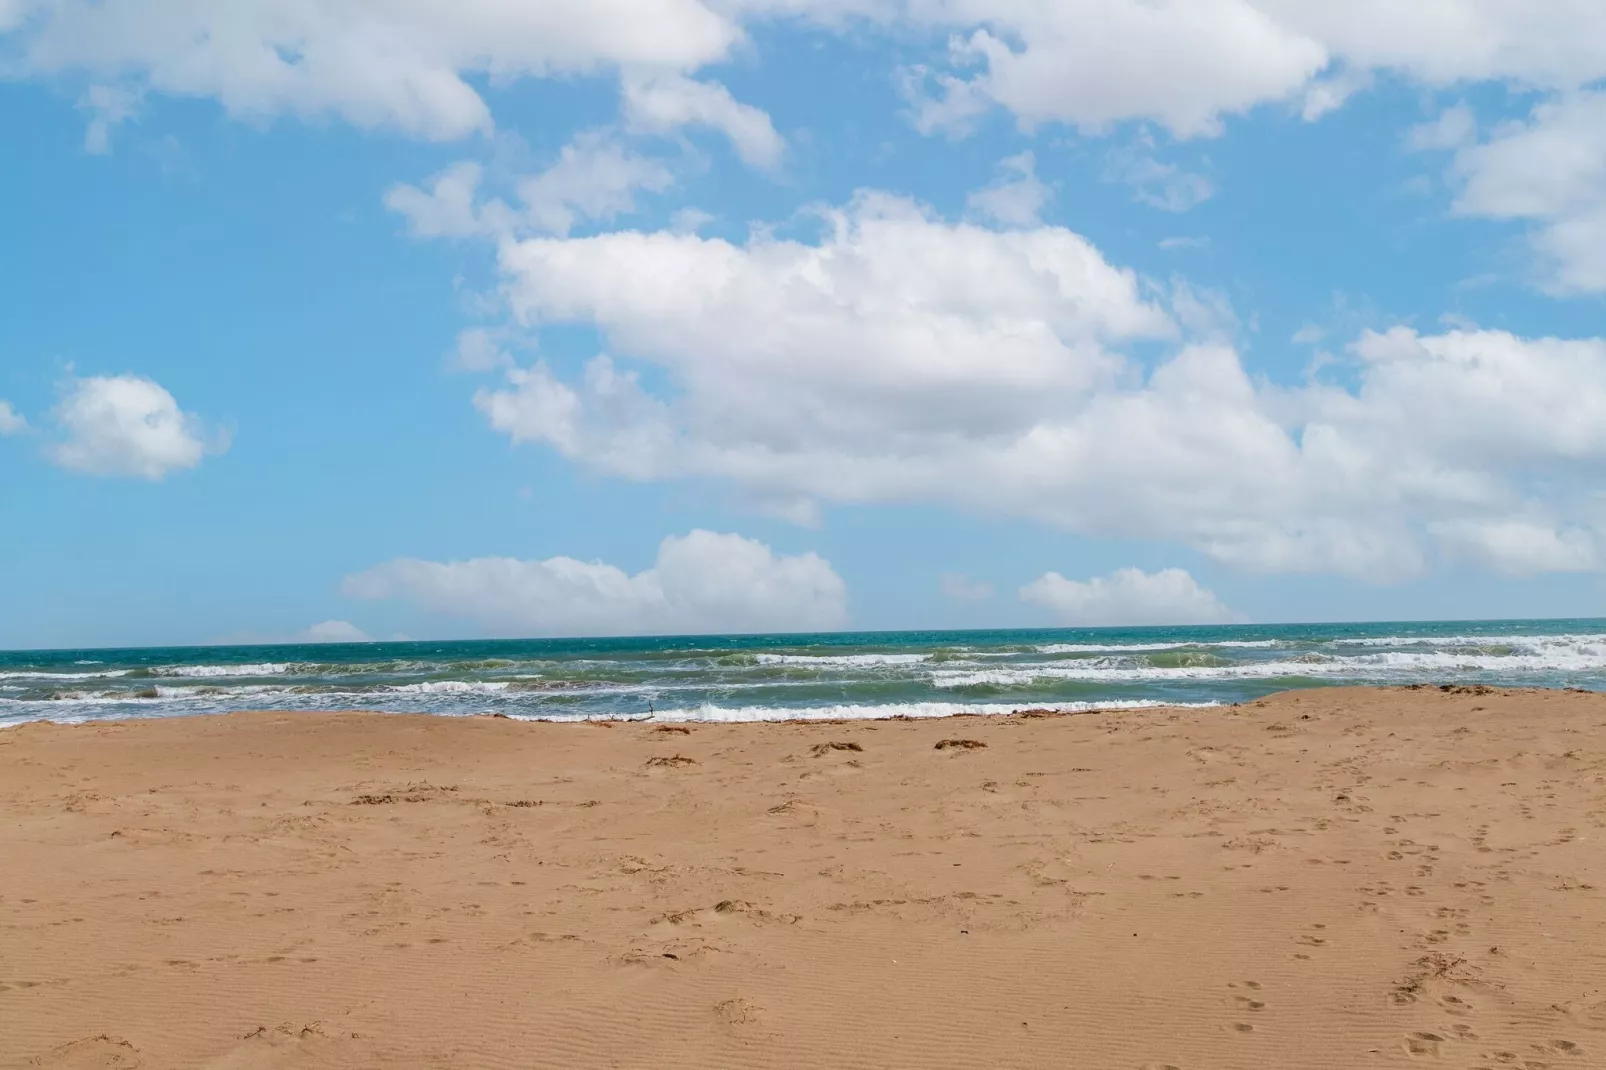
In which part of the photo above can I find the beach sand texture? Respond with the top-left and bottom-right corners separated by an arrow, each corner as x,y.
3,687 -> 1605,1069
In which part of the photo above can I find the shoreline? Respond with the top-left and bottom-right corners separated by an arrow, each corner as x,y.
0,681 -> 1580,731
0,694 -> 1226,730
5,686 -> 1606,1068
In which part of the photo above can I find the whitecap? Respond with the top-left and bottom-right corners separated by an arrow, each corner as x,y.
1036,640 -> 1285,654
158,663 -> 291,678
754,653 -> 931,667
386,681 -> 512,694
642,698 -> 1220,724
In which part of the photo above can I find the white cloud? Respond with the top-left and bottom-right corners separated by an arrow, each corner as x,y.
0,400 -> 26,435
903,1 -> 1327,139
384,161 -> 505,239
1407,102 -> 1477,152
1265,2 -> 1606,88
343,530 -> 847,637
889,2 -> 1606,137
454,191 -> 1606,580
12,0 -> 1606,153
1429,519 -> 1598,576
622,73 -> 785,169
77,82 -> 139,153
1020,567 -> 1242,627
1104,136 -> 1214,212
1298,66 -> 1372,122
387,134 -> 674,241
481,191 -> 1174,480
7,0 -> 741,141
300,620 -> 373,643
1448,91 -> 1606,293
518,132 -> 676,236
940,573 -> 994,601
449,327 -> 516,372
966,151 -> 1051,227
670,207 -> 716,234
48,374 -> 219,480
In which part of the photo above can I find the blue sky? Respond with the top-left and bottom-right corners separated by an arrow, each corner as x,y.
4,2 -> 1606,649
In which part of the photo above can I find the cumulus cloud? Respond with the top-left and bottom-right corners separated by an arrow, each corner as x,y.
454,190 -> 1606,579
343,530 -> 847,637
1446,91 -> 1606,293
14,1 -> 1606,149
902,0 -> 1327,138
0,400 -> 26,435
448,327 -> 517,373
891,1 -> 1606,137
1407,103 -> 1477,153
387,135 -> 674,241
299,620 -> 373,644
1429,519 -> 1598,576
77,82 -> 140,153
384,161 -> 504,239
623,73 -> 785,169
517,133 -> 677,236
966,151 -> 1051,227
1021,567 -> 1241,626
48,374 -> 220,479
5,0 -> 740,140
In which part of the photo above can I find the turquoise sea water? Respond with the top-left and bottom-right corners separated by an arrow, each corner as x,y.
3,619 -> 1606,726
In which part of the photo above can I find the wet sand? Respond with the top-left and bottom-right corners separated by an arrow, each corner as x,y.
3,686 -> 1605,1068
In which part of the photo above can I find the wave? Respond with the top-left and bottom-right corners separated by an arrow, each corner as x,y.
386,681 -> 512,694
753,653 -> 932,667
1,683 -> 300,706
932,648 -> 1606,688
158,663 -> 291,678
0,669 -> 133,681
1036,640 -> 1285,654
1331,633 -> 1606,650
643,699 -> 1221,724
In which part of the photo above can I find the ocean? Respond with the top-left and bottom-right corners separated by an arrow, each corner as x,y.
3,618 -> 1605,727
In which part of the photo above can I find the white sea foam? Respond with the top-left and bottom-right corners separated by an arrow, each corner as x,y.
386,681 -> 512,694
0,669 -> 132,681
1332,633 -> 1606,650
1036,640 -> 1284,654
640,699 -> 1221,724
60,683 -> 292,703
754,653 -> 931,667
933,647 -> 1606,688
159,663 -> 291,678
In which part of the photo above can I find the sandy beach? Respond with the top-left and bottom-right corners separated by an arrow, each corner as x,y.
4,686 -> 1606,1069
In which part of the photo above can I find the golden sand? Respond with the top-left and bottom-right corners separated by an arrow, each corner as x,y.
4,687 -> 1605,1068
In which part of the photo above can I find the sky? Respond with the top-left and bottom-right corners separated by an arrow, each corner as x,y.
4,1 -> 1606,649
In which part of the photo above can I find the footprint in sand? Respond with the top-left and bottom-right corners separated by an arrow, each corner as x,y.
713,997 -> 763,1025
1537,1039 -> 1585,1058
1405,1031 -> 1446,1057
26,1035 -> 142,1068
198,1024 -> 367,1069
